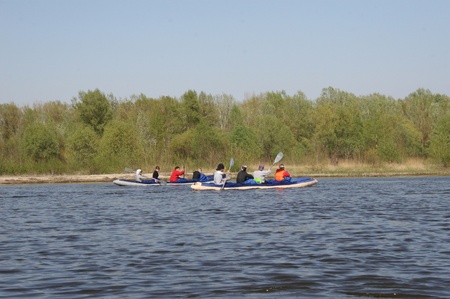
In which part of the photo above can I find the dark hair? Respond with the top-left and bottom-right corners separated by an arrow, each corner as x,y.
175,166 -> 180,169
155,166 -> 160,170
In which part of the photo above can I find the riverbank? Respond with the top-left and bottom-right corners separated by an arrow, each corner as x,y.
0,174 -> 126,185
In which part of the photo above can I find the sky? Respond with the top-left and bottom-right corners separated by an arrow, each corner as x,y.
1,0 -> 449,106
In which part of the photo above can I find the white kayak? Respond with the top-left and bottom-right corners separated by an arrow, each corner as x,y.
113,179 -> 163,186
113,175 -> 214,187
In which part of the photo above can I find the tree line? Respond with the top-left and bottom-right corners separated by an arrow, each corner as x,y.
1,87 -> 449,175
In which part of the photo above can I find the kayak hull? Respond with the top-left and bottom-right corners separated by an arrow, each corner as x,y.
113,179 -> 160,186
191,177 -> 318,191
113,175 -> 214,186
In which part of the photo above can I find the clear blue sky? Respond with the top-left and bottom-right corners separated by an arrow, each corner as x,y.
1,0 -> 449,106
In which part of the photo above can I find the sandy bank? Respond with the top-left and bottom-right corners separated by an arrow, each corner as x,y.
0,174 -> 125,185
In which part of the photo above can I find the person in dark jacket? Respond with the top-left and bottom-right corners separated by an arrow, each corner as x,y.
152,166 -> 160,180
193,167 -> 209,182
236,165 -> 254,184
192,168 -> 202,180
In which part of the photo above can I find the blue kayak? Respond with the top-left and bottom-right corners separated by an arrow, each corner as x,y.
191,177 -> 318,190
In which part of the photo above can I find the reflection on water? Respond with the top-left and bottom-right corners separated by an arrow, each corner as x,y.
1,177 -> 449,298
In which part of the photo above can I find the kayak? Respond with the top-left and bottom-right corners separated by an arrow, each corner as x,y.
113,179 -> 163,186
113,175 -> 214,186
191,177 -> 318,191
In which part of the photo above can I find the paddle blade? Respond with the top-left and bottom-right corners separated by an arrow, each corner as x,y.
221,157 -> 234,190
125,167 -> 134,173
273,152 -> 283,165
229,157 -> 234,169
158,179 -> 167,186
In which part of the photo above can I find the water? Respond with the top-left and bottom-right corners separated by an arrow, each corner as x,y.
1,177 -> 449,298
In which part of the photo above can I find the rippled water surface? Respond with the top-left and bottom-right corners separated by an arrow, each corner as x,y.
1,177 -> 450,298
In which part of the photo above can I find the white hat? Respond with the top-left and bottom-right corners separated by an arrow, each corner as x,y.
136,169 -> 142,174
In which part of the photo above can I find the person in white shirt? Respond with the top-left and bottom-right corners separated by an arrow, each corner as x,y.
135,169 -> 149,182
252,164 -> 271,183
213,163 -> 230,185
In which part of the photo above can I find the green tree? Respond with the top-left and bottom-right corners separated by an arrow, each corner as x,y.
214,93 -> 235,130
286,92 -> 314,144
169,121 -> 226,166
129,95 -> 160,165
191,122 -> 226,164
230,125 -> 262,162
22,123 -> 60,162
401,89 -> 439,156
311,103 -> 338,162
168,129 -> 193,163
0,103 -> 22,168
97,120 -> 139,172
429,115 -> 450,166
316,87 -> 364,160
181,90 -> 200,129
240,94 -> 264,128
198,91 -> 218,126
360,94 -> 397,162
0,103 -> 21,141
67,126 -> 99,170
228,104 -> 244,130
149,96 -> 184,161
73,89 -> 112,134
255,115 -> 296,160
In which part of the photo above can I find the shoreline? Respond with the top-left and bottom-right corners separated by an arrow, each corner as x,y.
1,171 -> 449,185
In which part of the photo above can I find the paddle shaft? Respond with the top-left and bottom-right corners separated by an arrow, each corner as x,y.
221,158 -> 234,189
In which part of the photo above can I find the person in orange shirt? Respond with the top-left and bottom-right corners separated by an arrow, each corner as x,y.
275,164 -> 291,181
170,166 -> 186,182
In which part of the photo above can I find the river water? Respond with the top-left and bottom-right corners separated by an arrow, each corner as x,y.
1,176 -> 449,298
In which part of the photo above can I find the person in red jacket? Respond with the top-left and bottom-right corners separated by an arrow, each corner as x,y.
275,164 -> 291,181
170,166 -> 186,182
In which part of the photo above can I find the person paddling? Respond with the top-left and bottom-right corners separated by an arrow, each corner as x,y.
135,169 -> 149,182
252,164 -> 271,183
213,163 -> 230,185
170,166 -> 187,183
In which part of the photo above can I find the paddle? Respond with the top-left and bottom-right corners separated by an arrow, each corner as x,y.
124,167 -> 167,185
221,157 -> 234,190
270,152 -> 284,169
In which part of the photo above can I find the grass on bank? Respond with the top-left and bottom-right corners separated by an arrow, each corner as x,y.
279,158 -> 450,177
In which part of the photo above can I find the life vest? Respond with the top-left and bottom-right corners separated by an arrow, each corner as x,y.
275,169 -> 286,181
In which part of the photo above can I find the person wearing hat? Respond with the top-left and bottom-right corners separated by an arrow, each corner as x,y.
135,169 -> 149,182
252,163 -> 271,183
236,165 -> 254,184
213,163 -> 230,185
275,163 -> 291,181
